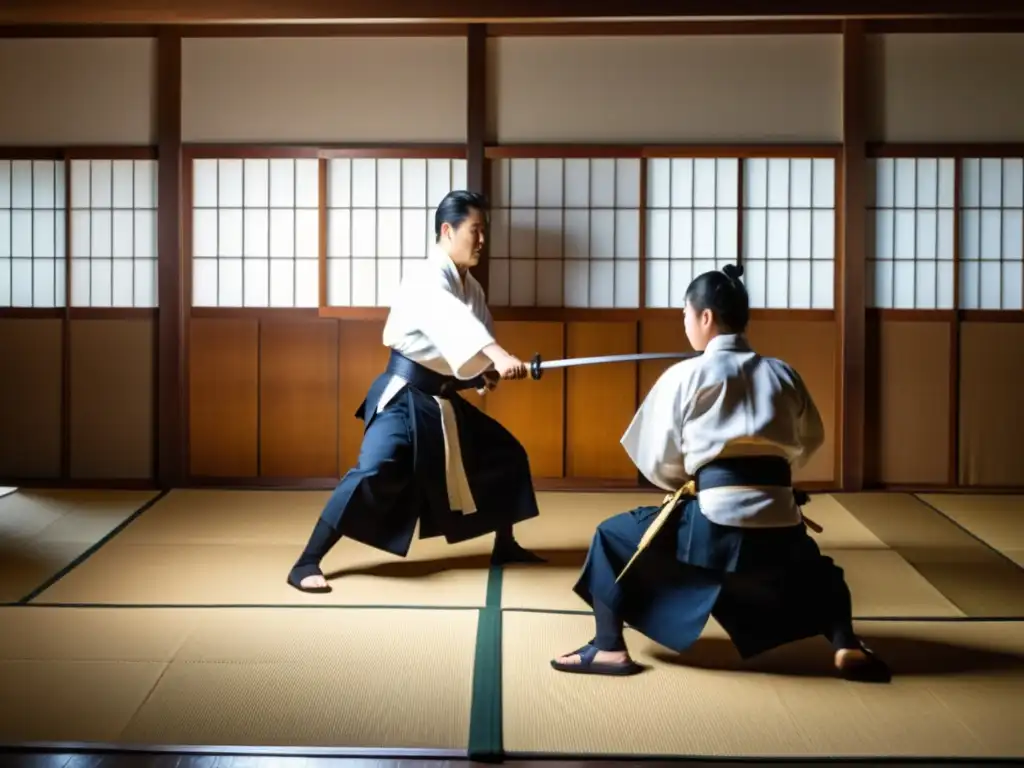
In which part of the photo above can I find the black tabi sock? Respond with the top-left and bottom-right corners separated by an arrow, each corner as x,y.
494,523 -> 515,547
828,622 -> 861,652
294,519 -> 342,570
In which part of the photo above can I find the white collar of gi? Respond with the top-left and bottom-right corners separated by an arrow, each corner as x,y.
704,333 -> 751,354
429,244 -> 468,294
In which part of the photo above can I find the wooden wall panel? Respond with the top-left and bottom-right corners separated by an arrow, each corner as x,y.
259,318 -> 339,478
0,319 -> 62,479
745,319 -> 838,483
866,319 -> 952,486
483,321 -> 565,478
69,319 -> 155,479
188,318 -> 258,477
639,318 -> 693,400
337,320 -> 389,472
959,321 -> 1024,488
565,321 -> 638,479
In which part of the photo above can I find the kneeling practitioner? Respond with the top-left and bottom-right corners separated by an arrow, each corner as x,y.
551,264 -> 891,683
287,190 -> 543,594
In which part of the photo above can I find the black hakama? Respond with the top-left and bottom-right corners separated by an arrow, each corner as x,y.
570,456 -> 860,661
315,350 -> 540,559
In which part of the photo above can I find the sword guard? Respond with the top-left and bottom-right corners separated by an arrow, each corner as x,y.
530,352 -> 543,380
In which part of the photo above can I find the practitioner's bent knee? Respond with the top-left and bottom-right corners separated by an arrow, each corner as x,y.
593,515 -> 622,542
596,508 -> 649,540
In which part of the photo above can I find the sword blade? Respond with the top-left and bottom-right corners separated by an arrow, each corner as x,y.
529,351 -> 699,379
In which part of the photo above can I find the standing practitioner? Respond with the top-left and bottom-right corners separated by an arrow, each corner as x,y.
551,264 -> 891,683
287,190 -> 543,594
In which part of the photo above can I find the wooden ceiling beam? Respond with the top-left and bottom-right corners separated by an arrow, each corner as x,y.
1,0 -> 1022,26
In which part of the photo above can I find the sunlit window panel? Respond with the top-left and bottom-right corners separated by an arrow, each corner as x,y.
742,158 -> 836,310
489,157 -> 641,309
960,158 -> 1023,310
865,158 -> 955,310
325,157 -> 466,308
646,158 -> 738,309
69,159 -> 158,308
0,160 -> 66,308
192,158 -> 319,308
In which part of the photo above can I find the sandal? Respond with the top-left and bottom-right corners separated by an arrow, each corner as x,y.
550,644 -> 643,676
286,563 -> 332,594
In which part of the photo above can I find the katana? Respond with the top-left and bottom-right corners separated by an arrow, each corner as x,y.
529,351 -> 701,380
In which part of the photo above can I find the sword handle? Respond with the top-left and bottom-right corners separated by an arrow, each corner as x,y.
530,353 -> 543,380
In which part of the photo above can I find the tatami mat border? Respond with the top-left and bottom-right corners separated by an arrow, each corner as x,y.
914,493 -> 1024,575
15,490 -> 169,604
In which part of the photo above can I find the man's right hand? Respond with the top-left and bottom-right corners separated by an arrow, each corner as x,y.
494,353 -> 528,380
484,344 -> 528,380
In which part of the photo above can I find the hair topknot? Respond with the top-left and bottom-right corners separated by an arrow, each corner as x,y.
683,262 -> 750,334
722,263 -> 744,280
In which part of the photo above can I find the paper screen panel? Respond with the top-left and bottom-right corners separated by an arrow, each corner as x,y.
645,157 -> 738,309
742,157 -> 836,310
959,158 -> 1023,311
326,157 -> 466,307
69,159 -> 158,308
191,158 -> 319,308
488,157 -> 641,309
866,157 -> 956,310
0,160 -> 66,308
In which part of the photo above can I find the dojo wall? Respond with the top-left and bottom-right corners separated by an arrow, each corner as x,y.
0,38 -> 157,482
864,33 -> 1024,489
179,32 -> 841,487
0,28 -> 1022,491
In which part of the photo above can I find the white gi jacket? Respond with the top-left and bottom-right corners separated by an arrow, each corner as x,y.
377,246 -> 496,514
620,333 -> 825,528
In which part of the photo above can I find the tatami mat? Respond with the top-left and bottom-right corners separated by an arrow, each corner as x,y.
0,489 -> 159,602
502,611 -> 1024,759
502,492 -> 962,617
21,489 -> 1024,620
836,492 -> 1024,617
32,489 -> 494,607
5,487 -> 1024,760
918,493 -> 1024,569
0,606 -> 477,750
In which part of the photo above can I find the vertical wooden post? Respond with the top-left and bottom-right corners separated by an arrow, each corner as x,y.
60,156 -> 72,481
840,20 -> 867,491
466,23 -> 489,294
949,161 -> 962,486
156,28 -> 183,487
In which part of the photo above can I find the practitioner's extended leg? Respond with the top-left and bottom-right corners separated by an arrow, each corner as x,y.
287,519 -> 342,593
550,509 -> 671,676
715,539 -> 893,683
817,560 -> 892,683
286,403 -> 413,593
550,597 -> 643,676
